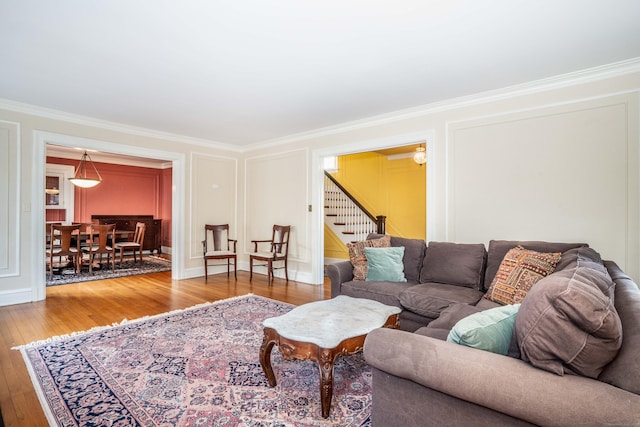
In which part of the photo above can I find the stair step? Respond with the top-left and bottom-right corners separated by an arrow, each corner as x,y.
343,231 -> 355,235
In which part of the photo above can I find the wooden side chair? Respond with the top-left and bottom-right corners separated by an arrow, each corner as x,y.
250,224 -> 291,284
114,222 -> 146,264
82,223 -> 116,274
202,224 -> 237,282
46,223 -> 83,279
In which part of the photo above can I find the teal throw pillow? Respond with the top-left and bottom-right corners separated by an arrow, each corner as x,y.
447,304 -> 520,355
364,246 -> 407,282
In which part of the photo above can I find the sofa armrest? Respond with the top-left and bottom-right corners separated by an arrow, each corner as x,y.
364,328 -> 640,426
326,261 -> 353,298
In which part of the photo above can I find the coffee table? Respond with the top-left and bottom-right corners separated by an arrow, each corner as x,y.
259,295 -> 401,418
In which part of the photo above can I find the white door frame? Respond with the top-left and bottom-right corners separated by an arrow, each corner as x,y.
310,130 -> 436,284
32,131 -> 185,301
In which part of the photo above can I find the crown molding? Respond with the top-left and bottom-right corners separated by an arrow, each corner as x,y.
0,99 -> 242,153
250,57 -> 640,149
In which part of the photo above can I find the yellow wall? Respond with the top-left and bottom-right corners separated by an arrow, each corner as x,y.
324,151 -> 426,259
324,223 -> 349,259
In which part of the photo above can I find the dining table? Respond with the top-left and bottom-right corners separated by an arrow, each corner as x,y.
46,227 -> 133,246
46,225 -> 132,273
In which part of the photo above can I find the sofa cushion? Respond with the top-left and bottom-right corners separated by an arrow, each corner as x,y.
419,242 -> 486,290
365,247 -> 407,282
347,234 -> 391,281
484,240 -> 587,290
515,267 -> 623,378
484,246 -> 561,305
555,247 -> 615,301
426,303 -> 483,331
368,233 -> 426,282
555,246 -> 605,273
341,280 -> 416,309
399,283 -> 484,319
447,304 -> 520,355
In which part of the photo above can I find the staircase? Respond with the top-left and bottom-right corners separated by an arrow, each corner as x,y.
324,173 -> 385,244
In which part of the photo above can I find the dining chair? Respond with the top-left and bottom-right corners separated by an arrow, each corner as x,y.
250,224 -> 290,284
82,223 -> 116,274
114,222 -> 146,264
202,224 -> 237,282
46,223 -> 83,279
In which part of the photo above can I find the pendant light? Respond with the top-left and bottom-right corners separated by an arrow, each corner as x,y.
413,144 -> 427,166
69,150 -> 102,188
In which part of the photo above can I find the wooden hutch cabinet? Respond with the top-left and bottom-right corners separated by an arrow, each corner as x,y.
91,215 -> 162,254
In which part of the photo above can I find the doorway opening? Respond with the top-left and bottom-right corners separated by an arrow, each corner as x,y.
312,130 -> 435,285
33,131 -> 185,301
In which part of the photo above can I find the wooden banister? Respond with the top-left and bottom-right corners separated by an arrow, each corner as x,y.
324,171 -> 386,235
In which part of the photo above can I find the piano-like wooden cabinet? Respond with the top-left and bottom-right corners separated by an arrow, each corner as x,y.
91,215 -> 162,254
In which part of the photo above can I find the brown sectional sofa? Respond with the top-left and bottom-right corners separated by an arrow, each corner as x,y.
325,235 -> 640,426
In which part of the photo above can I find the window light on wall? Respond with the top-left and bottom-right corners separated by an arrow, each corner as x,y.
323,156 -> 338,172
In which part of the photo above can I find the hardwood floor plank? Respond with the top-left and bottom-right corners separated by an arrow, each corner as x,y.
0,271 -> 330,426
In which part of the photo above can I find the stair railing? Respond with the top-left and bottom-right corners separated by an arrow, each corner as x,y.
324,172 -> 386,242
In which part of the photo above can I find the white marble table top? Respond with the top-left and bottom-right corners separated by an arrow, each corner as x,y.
263,295 -> 401,348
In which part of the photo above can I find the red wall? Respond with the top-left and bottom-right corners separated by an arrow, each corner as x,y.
160,168 -> 172,247
46,157 -> 172,248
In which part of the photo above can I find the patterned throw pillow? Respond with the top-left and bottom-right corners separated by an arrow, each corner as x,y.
347,235 -> 391,281
484,245 -> 561,305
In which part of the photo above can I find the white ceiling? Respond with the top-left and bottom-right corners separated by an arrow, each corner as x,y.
2,1 -> 640,147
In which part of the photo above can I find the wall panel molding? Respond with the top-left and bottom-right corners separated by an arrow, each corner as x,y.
189,152 -> 238,261
0,120 -> 20,278
244,148 -> 309,269
445,93 -> 638,279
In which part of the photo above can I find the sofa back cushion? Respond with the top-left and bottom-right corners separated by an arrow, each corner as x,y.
515,266 -> 622,379
368,233 -> 426,283
555,247 -> 615,300
419,242 -> 486,290
484,240 -> 587,291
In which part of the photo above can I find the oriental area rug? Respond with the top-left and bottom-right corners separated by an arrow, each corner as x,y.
15,294 -> 372,426
46,256 -> 172,286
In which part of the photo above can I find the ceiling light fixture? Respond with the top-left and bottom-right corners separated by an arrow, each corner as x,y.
69,150 -> 103,188
413,144 -> 427,166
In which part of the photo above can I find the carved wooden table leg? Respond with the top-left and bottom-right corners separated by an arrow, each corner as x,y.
259,327 -> 278,387
318,348 -> 337,419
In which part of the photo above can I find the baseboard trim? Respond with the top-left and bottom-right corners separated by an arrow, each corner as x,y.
0,288 -> 36,307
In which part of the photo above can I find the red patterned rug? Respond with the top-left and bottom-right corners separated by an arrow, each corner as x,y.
16,294 -> 371,426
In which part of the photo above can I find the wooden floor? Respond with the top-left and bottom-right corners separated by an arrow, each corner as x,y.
0,270 -> 331,426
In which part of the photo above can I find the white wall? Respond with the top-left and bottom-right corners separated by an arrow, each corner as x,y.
244,148 -> 311,282
185,152 -> 238,277
447,97 -> 635,268
0,61 -> 639,307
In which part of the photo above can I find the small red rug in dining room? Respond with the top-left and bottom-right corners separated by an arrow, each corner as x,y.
15,294 -> 372,426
